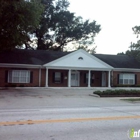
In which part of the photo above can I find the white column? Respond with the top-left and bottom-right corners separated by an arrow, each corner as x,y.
68,69 -> 71,87
108,71 -> 111,88
88,70 -> 91,87
46,68 -> 48,87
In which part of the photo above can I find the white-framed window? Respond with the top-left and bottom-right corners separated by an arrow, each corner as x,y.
54,72 -> 61,83
8,70 -> 30,83
119,73 -> 135,85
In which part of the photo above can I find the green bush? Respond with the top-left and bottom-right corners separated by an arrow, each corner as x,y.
93,89 -> 140,97
94,90 -> 102,95
113,84 -> 140,87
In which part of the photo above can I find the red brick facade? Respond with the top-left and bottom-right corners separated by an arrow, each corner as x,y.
47,69 -> 104,87
0,67 -> 41,87
1,67 -> 139,87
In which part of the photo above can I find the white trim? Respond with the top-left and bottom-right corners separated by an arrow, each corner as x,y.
46,66 -> 112,71
88,70 -> 91,87
0,63 -> 43,68
113,68 -> 140,72
111,70 -> 113,86
46,68 -> 48,87
108,71 -> 111,88
68,69 -> 71,87
44,49 -> 113,69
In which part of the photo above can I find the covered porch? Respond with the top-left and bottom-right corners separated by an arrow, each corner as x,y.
43,49 -> 113,88
45,68 -> 111,88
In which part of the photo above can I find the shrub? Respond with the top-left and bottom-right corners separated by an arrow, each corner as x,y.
93,89 -> 140,97
94,90 -> 102,95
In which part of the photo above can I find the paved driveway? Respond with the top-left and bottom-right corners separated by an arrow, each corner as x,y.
0,88 -> 139,110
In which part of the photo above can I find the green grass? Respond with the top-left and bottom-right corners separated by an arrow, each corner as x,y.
121,98 -> 140,102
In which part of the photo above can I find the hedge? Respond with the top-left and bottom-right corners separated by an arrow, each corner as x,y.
93,89 -> 140,97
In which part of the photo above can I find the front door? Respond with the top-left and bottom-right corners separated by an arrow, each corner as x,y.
102,72 -> 106,87
71,71 -> 79,86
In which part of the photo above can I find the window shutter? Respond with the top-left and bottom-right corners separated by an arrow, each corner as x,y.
30,71 -> 33,83
117,74 -> 119,84
135,74 -> 137,85
52,72 -> 55,83
61,73 -> 63,83
5,71 -> 8,83
84,73 -> 86,83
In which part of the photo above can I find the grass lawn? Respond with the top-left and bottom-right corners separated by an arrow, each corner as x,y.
121,98 -> 140,102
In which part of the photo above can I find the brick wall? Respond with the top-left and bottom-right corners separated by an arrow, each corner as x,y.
48,69 -> 68,87
41,69 -> 46,87
0,67 -> 40,87
47,70 -> 103,87
0,67 -> 111,87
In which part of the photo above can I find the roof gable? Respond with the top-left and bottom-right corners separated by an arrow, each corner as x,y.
44,49 -> 113,69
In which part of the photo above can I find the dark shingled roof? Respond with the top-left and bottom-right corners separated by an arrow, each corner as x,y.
94,54 -> 140,69
0,49 -> 140,69
0,49 -> 70,65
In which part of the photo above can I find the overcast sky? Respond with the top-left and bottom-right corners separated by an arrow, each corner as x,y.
68,0 -> 140,54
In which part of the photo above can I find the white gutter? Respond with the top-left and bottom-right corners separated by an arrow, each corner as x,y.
113,68 -> 140,72
0,63 -> 45,68
45,66 -> 112,71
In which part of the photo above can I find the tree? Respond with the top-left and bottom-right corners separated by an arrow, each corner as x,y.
0,0 -> 43,51
76,45 -> 96,54
126,26 -> 140,61
117,52 -> 125,55
0,0 -> 100,52
35,0 -> 101,51
117,26 -> 140,61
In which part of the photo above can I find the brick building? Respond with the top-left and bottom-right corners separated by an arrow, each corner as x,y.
0,49 -> 140,87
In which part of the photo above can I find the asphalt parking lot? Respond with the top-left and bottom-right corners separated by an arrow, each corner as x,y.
0,88 -> 139,110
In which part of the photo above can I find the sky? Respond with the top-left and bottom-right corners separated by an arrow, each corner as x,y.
68,0 -> 140,54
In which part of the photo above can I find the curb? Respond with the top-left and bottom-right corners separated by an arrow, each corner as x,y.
89,94 -> 100,98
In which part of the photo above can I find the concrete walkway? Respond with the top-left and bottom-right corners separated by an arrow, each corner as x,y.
0,88 -> 140,110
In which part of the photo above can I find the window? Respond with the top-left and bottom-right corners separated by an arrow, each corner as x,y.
119,74 -> 135,85
78,57 -> 83,60
54,72 -> 61,83
8,70 -> 30,83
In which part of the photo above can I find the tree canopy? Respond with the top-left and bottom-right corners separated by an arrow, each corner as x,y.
0,0 -> 101,52
0,0 -> 44,50
117,26 -> 140,61
35,0 -> 100,52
